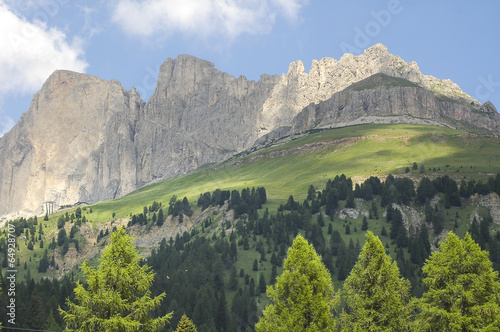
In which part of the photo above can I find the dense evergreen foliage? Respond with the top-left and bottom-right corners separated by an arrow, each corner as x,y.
60,227 -> 172,331
256,234 -> 337,331
418,232 -> 500,331
2,173 -> 500,330
175,314 -> 198,332
341,231 -> 411,331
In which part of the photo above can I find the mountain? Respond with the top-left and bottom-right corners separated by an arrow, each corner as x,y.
274,73 -> 500,139
0,44 -> 498,218
0,71 -> 145,219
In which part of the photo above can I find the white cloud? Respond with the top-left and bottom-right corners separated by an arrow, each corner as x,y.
0,1 -> 88,96
112,0 -> 308,40
271,0 -> 305,21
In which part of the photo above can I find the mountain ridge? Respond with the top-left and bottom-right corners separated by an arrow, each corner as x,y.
0,44 -> 498,218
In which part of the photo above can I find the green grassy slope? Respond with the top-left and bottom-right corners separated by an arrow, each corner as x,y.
90,123 -> 500,221
345,73 -> 420,91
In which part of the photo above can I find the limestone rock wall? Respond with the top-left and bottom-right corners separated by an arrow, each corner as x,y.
256,43 -> 475,136
0,70 -> 144,217
289,85 -> 500,134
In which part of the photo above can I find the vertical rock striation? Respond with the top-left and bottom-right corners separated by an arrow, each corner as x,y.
0,70 -> 145,217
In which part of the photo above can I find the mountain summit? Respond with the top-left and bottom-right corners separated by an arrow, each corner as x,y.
0,44 -> 498,218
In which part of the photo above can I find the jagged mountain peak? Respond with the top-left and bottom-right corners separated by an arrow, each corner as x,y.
364,42 -> 389,54
41,69 -> 121,90
481,101 -> 498,113
258,44 -> 439,134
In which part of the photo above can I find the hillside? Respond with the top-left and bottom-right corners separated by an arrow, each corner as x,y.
3,123 -> 500,330
1,43 -> 500,330
92,123 -> 500,221
4,123 -> 500,278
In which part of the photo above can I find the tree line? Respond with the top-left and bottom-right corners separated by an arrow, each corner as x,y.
4,226 -> 498,331
2,173 -> 500,330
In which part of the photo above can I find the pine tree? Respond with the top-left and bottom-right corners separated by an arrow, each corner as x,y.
317,213 -> 325,227
307,184 -> 316,200
57,228 -> 67,246
418,232 -> 500,331
341,231 -> 411,331
215,290 -> 228,332
253,258 -> 259,271
255,234 -> 337,331
157,208 -> 164,226
259,273 -> 267,294
175,314 -> 198,332
60,227 -> 173,331
27,288 -> 46,329
330,230 -> 344,256
45,309 -> 62,331
229,266 -> 238,290
380,225 -> 387,237
361,216 -> 368,231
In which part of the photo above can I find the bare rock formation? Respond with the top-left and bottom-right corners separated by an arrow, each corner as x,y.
0,70 -> 144,218
287,74 -> 500,135
134,54 -> 279,186
256,43 -> 478,137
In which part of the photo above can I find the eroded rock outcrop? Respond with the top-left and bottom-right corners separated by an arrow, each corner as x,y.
0,70 -> 144,217
256,43 -> 479,137
288,77 -> 500,135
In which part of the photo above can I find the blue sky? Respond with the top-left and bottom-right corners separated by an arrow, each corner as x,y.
1,0 -> 499,137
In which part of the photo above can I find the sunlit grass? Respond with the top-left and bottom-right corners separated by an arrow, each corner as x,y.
62,123 -> 500,223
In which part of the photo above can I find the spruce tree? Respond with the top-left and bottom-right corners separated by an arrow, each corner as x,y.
307,184 -> 316,200
255,234 -> 337,331
45,309 -> 62,331
418,232 -> 500,331
253,258 -> 258,271
259,273 -> 267,294
27,288 -> 45,329
157,208 -> 164,226
341,231 -> 411,331
60,227 -> 172,331
175,314 -> 198,332
215,290 -> 228,331
361,216 -> 368,231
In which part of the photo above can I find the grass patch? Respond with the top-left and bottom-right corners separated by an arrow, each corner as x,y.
345,73 -> 420,91
82,123 -> 500,223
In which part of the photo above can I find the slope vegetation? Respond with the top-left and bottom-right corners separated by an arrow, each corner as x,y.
3,123 -> 500,282
92,123 -> 500,220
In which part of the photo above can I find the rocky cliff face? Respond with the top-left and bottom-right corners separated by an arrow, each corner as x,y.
0,57 -> 281,218
0,70 -> 144,217
134,55 -> 279,186
256,44 -> 478,137
286,74 -> 500,135
0,44 -> 498,218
